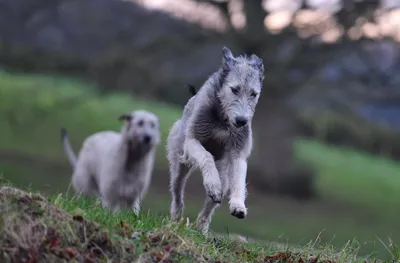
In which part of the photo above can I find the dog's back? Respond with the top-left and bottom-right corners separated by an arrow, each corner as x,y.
168,84 -> 199,137
167,89 -> 200,167
76,131 -> 121,177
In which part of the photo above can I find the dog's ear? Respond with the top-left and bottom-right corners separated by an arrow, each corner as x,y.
250,54 -> 264,81
118,114 -> 132,122
186,84 -> 197,96
250,54 -> 264,73
222,46 -> 236,71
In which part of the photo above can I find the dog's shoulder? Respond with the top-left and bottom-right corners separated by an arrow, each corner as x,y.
83,131 -> 120,147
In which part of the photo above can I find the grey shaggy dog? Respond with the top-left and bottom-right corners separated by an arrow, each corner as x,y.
167,46 -> 264,234
61,110 -> 161,214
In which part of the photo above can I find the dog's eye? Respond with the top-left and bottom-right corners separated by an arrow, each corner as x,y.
137,120 -> 144,127
150,121 -> 155,128
231,86 -> 240,95
250,91 -> 258,98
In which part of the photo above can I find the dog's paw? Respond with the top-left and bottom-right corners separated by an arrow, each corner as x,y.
229,201 -> 247,219
209,191 -> 223,204
170,202 -> 184,222
204,181 -> 223,203
195,216 -> 210,236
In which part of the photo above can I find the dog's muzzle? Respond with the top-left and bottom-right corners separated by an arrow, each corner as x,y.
142,135 -> 152,144
234,116 -> 248,128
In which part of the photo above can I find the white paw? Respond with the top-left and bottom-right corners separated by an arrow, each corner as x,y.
170,202 -> 183,222
229,200 -> 247,219
132,206 -> 140,216
101,198 -> 111,209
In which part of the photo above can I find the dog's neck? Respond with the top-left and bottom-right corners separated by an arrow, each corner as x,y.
193,92 -> 235,142
212,103 -> 232,133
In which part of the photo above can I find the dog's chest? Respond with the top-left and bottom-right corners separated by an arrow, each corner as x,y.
200,127 -> 248,160
201,138 -> 225,161
116,173 -> 143,198
193,109 -> 248,160
199,128 -> 231,161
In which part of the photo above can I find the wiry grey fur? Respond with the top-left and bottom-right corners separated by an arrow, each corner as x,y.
167,46 -> 264,234
62,110 -> 161,214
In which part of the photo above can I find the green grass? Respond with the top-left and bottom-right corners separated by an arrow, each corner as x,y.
1,70 -> 400,260
0,184 -> 378,262
297,139 -> 400,212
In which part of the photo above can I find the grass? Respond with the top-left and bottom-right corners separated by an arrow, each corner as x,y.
0,184 -> 379,263
1,70 -> 400,260
297,139 -> 400,212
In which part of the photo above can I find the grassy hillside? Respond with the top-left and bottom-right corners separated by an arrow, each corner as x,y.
1,70 -> 400,260
0,185 -> 376,262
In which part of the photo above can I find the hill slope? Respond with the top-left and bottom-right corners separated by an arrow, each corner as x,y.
0,185 -> 370,263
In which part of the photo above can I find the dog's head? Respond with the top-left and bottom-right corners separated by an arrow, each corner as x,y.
216,46 -> 264,128
119,110 -> 161,147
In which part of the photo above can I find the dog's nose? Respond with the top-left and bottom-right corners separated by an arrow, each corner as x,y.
234,116 -> 248,127
143,135 -> 151,144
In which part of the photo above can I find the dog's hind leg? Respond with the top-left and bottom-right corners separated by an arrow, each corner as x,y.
169,158 -> 192,222
195,158 -> 229,234
71,164 -> 98,198
195,196 -> 219,235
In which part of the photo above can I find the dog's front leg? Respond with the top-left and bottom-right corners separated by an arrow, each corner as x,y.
228,157 -> 248,219
132,169 -> 152,215
131,189 -> 142,216
100,180 -> 120,213
183,138 -> 222,203
131,200 -> 140,216
102,197 -> 121,213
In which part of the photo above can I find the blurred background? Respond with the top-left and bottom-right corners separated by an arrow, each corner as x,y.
1,0 -> 400,259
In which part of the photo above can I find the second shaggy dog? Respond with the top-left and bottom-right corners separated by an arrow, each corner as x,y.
62,110 -> 161,214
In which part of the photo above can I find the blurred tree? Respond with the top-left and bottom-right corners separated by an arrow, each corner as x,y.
195,0 -> 388,96
194,0 -> 399,199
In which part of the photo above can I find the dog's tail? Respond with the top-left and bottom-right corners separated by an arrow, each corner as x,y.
61,128 -> 77,169
186,84 -> 197,96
